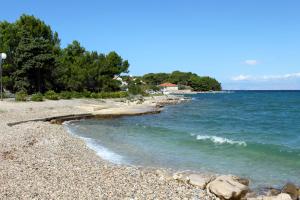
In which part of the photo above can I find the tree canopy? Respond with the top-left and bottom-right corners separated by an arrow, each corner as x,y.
142,71 -> 221,91
0,14 -> 129,94
0,14 -> 221,95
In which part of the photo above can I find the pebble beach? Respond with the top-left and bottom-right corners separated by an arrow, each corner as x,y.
0,97 -> 217,199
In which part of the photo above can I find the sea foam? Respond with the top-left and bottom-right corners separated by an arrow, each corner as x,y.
194,134 -> 247,146
80,137 -> 124,164
63,122 -> 124,164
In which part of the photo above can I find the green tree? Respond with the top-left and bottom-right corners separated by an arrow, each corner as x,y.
168,71 -> 196,85
54,41 -> 129,92
142,73 -> 169,85
13,31 -> 56,93
189,76 -> 221,91
0,14 -> 60,93
141,71 -> 221,91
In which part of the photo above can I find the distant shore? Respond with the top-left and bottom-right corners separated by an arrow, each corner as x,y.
0,96 -> 297,199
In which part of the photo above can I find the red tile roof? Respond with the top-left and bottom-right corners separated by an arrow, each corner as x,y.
159,83 -> 177,87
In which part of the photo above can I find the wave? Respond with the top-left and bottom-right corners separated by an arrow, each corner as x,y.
196,91 -> 235,94
80,137 -> 124,164
192,134 -> 247,146
63,123 -> 124,164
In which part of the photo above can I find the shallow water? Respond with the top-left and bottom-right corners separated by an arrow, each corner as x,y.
66,91 -> 300,188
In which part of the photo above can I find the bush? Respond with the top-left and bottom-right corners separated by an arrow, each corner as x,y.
59,91 -> 72,99
44,90 -> 59,100
118,91 -> 129,98
90,92 -> 99,98
128,83 -> 144,95
96,91 -> 129,99
82,90 -> 91,98
42,91 -> 129,100
15,91 -> 28,101
70,91 -> 83,98
178,84 -> 192,90
31,93 -> 44,101
2,91 -> 14,98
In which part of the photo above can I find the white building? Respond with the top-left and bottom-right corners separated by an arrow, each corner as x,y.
159,83 -> 178,94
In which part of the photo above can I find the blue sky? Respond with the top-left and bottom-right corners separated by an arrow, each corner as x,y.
1,0 -> 300,89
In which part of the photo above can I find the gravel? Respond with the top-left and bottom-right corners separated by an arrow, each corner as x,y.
0,98 -> 216,199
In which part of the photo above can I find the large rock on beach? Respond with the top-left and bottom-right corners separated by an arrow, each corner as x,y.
281,183 -> 299,200
187,173 -> 215,189
248,193 -> 293,200
206,175 -> 249,199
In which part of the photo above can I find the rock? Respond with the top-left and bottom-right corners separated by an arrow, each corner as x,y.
275,193 -> 294,200
248,193 -> 292,200
187,174 -> 215,189
155,170 -> 173,181
267,188 -> 281,197
247,195 -> 264,200
206,175 -> 249,199
282,183 -> 298,200
172,172 -> 190,183
244,191 -> 258,199
236,177 -> 250,186
50,119 -> 58,124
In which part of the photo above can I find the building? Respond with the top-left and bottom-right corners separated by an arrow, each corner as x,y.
113,76 -> 128,87
159,82 -> 178,94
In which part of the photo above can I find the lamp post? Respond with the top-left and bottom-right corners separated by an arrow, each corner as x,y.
0,53 -> 7,101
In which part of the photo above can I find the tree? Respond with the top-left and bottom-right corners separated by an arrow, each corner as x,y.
142,73 -> 169,85
53,41 -> 129,92
189,76 -> 221,91
141,71 -> 222,91
0,14 -> 60,93
168,71 -> 196,85
1,14 -> 221,95
13,31 -> 56,93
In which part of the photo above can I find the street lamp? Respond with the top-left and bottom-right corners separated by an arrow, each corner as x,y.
0,53 -> 7,101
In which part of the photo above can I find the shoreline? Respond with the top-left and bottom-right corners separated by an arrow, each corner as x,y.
1,96 -> 215,199
0,96 -> 298,199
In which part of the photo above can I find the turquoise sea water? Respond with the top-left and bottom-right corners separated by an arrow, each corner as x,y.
66,91 -> 300,188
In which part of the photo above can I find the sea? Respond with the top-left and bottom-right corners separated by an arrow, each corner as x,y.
65,91 -> 300,189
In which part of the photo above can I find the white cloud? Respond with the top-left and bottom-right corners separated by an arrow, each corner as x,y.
262,73 -> 300,80
232,75 -> 252,81
244,60 -> 258,65
232,72 -> 300,81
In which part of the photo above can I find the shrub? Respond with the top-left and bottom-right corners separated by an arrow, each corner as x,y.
59,91 -> 72,99
44,90 -> 59,100
90,92 -> 99,99
70,91 -> 83,98
96,91 -> 129,99
128,83 -> 144,95
118,91 -> 129,98
82,90 -> 91,98
2,92 -> 14,99
31,93 -> 44,101
15,91 -> 28,101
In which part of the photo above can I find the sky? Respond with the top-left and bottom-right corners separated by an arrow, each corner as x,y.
1,0 -> 300,90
